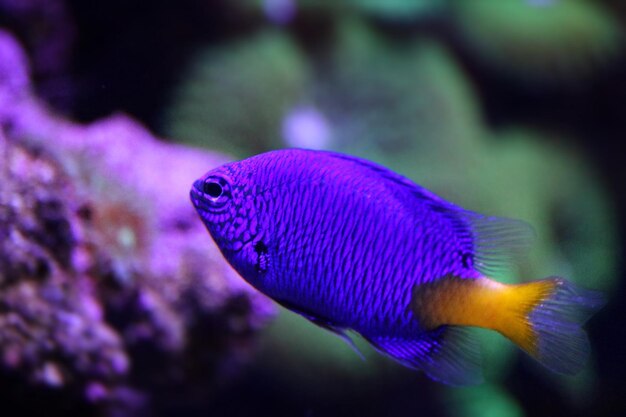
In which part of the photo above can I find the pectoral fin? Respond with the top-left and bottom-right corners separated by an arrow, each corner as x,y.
276,298 -> 365,360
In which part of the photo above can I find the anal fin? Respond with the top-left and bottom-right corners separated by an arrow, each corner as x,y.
365,327 -> 483,386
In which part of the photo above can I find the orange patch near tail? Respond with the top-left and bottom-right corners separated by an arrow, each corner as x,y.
411,276 -> 557,356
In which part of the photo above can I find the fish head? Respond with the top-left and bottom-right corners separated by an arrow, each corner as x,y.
190,159 -> 270,288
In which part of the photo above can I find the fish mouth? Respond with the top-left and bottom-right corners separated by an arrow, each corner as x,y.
189,185 -> 202,208
189,183 -> 211,212
190,189 -> 229,217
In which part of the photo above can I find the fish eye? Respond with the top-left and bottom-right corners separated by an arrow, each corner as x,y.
200,175 -> 232,208
204,181 -> 223,198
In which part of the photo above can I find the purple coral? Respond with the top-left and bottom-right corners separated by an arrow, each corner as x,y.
0,31 -> 274,416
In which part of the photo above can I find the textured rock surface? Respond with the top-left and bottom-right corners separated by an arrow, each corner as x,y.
0,31 -> 274,417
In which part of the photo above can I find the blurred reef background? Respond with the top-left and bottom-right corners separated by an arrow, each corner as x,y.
1,0 -> 625,416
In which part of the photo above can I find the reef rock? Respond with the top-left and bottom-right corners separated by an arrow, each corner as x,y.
0,30 -> 274,417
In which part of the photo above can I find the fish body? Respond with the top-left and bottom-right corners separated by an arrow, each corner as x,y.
190,149 -> 604,385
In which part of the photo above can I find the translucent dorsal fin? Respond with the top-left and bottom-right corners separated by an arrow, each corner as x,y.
455,210 -> 536,276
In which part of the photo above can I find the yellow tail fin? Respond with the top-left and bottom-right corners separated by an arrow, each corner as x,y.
411,276 -> 604,374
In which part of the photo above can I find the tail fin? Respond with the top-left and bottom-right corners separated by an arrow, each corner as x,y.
510,277 -> 606,374
411,275 -> 605,376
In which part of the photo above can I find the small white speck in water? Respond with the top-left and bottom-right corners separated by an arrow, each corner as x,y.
117,226 -> 136,249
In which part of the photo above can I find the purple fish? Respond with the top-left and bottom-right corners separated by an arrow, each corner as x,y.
190,149 -> 604,385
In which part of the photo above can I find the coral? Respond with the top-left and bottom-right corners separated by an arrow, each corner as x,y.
345,0 -> 443,19
0,31 -> 274,416
311,19 -> 482,162
164,30 -> 308,156
450,0 -> 622,80
281,0 -> 442,19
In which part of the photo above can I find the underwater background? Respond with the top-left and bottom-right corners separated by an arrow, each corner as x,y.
0,0 -> 625,416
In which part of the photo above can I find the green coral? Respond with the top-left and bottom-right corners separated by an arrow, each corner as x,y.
276,19 -> 617,398
164,31 -> 308,156
346,0 -> 444,19
313,19 -> 483,162
292,0 -> 442,18
451,0 -> 622,80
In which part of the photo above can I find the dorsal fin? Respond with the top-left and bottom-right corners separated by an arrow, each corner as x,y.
455,210 -> 535,276
324,151 -> 535,275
